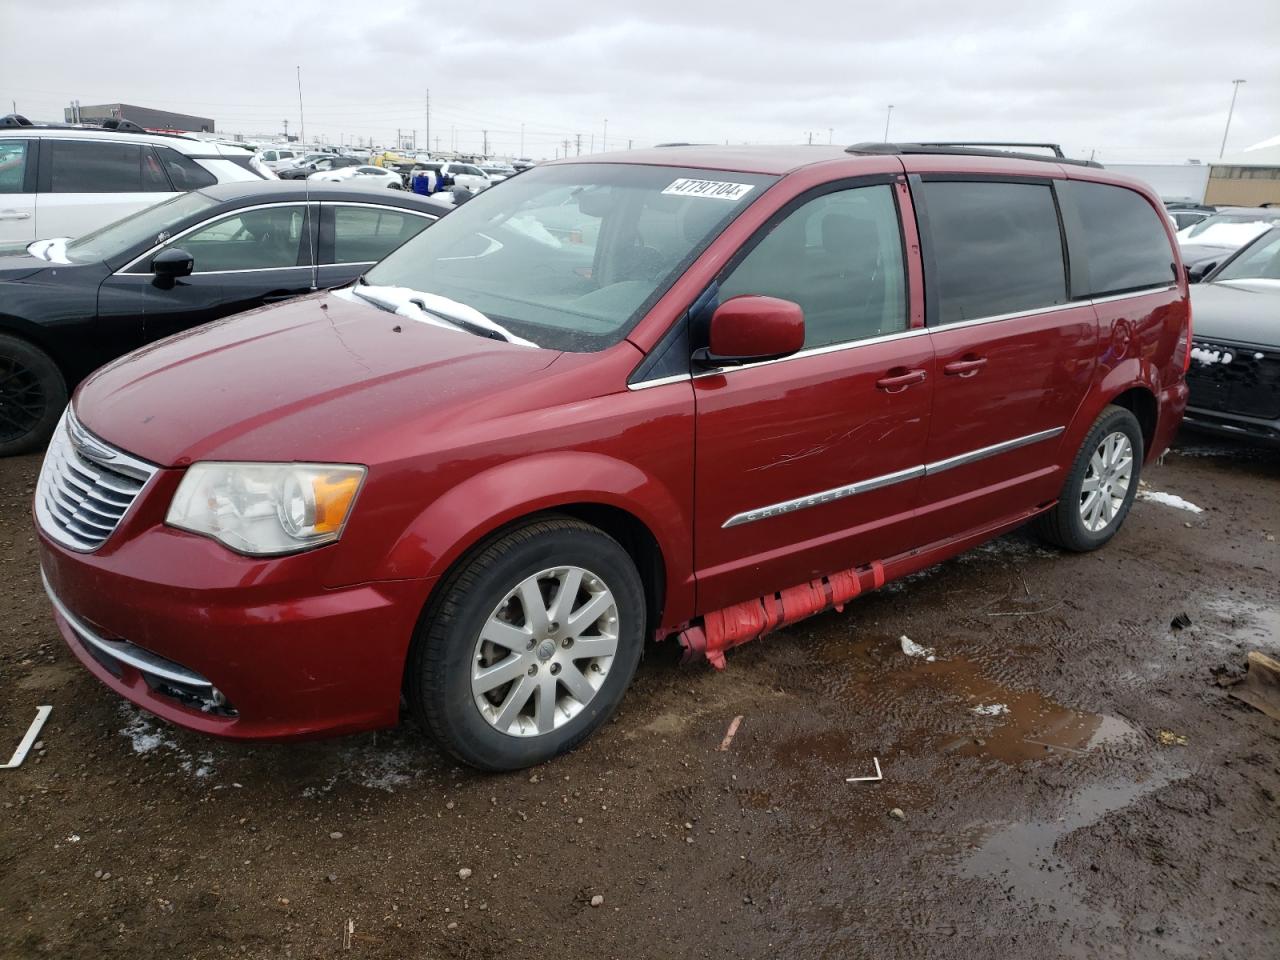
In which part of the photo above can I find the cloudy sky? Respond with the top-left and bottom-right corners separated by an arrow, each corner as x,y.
4,0 -> 1277,162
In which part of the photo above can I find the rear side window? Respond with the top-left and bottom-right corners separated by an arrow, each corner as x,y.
331,206 -> 432,263
48,140 -> 172,193
1063,180 -> 1175,295
171,204 -> 307,273
920,180 -> 1067,324
0,140 -> 28,194
719,184 -> 907,349
155,148 -> 218,190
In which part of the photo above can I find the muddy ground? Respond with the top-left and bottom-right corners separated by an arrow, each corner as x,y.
1,432 -> 1277,960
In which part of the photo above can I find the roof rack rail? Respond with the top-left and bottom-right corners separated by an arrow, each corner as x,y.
845,141 -> 1102,169
0,115 -> 197,141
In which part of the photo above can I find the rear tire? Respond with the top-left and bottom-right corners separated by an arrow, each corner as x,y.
0,334 -> 66,457
407,517 -> 646,771
1034,405 -> 1144,552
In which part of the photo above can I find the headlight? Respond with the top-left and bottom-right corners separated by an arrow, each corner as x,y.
166,463 -> 366,556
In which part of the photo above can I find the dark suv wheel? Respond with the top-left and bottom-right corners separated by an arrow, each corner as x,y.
407,517 -> 646,771
0,334 -> 66,457
1034,405 -> 1144,552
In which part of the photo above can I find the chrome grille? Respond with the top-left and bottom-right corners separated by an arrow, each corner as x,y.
35,409 -> 158,552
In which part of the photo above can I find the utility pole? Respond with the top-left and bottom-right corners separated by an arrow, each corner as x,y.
828,127 -> 833,144
397,128 -> 401,153
807,131 -> 813,145
562,138 -> 571,158
283,118 -> 288,140
590,133 -> 594,153
602,118 -> 608,152
628,139 -> 633,150
883,104 -> 894,141
1219,79 -> 1247,158
435,136 -> 442,153
575,133 -> 582,156
520,122 -> 525,156
425,89 -> 430,155
296,66 -> 306,147
482,129 -> 489,156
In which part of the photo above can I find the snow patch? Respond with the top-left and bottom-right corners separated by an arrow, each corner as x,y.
971,703 -> 1010,717
1138,490 -> 1204,513
900,635 -> 936,661
1190,346 -> 1233,366
118,705 -> 217,781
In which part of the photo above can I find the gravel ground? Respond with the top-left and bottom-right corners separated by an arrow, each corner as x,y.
1,431 -> 1277,959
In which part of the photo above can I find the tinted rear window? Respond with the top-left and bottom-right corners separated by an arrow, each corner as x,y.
48,140 -> 171,193
1064,180 -> 1174,295
921,180 -> 1067,324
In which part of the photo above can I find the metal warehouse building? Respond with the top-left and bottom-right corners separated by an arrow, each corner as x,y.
63,103 -> 215,134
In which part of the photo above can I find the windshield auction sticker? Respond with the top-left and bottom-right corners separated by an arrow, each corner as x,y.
661,178 -> 756,201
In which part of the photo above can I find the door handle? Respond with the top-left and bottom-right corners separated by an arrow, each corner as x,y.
875,368 -> 928,392
943,356 -> 988,377
0,211 -> 32,221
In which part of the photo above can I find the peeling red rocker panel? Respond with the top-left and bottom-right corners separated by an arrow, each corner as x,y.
678,561 -> 886,669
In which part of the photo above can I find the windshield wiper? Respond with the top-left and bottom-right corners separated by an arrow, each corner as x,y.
409,297 -> 509,342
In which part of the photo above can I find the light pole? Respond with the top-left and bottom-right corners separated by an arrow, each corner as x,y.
883,104 -> 894,142
1219,79 -> 1246,159
520,122 -> 525,156
602,118 -> 608,152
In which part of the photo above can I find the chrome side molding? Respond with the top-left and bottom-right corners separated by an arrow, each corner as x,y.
722,426 -> 1065,528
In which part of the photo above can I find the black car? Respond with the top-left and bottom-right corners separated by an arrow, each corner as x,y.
0,181 -> 449,454
1179,208 -> 1280,281
278,155 -> 362,180
1164,202 -> 1215,231
1184,226 -> 1280,444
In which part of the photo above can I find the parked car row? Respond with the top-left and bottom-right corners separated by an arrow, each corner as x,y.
24,142 -> 1197,772
1178,207 -> 1280,280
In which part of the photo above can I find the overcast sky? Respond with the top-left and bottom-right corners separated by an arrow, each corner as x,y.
3,0 -> 1277,162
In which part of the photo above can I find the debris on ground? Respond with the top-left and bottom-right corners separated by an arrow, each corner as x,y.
1171,612 -> 1193,630
590,894 -> 605,908
1158,730 -> 1188,746
458,868 -> 472,880
1230,652 -> 1280,722
889,808 -> 907,821
846,757 -> 883,784
718,715 -> 743,752
899,635 -> 936,661
1,705 -> 52,771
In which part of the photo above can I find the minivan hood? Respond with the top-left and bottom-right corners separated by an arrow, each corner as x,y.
74,292 -> 561,466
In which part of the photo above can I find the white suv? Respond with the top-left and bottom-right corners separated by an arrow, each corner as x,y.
0,117 -> 274,245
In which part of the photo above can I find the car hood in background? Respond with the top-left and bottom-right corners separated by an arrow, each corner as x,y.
74,292 -> 562,466
1189,280 -> 1280,347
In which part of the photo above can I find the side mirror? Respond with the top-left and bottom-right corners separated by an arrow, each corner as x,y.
152,248 -> 194,284
1186,261 -> 1216,283
694,295 -> 805,367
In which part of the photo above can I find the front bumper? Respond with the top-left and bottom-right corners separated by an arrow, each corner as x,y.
1183,406 -> 1280,445
38,532 -> 434,741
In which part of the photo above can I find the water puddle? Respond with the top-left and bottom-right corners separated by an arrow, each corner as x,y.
897,655 -> 1139,764
960,765 -> 1179,929
1201,594 -> 1280,652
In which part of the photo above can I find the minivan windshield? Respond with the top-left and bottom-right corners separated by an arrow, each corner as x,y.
360,163 -> 776,351
64,191 -> 220,265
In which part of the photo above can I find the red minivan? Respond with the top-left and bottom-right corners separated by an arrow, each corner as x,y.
34,143 -> 1190,770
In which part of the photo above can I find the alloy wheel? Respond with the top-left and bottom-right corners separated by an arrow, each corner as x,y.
470,566 -> 619,737
1079,430 -> 1134,533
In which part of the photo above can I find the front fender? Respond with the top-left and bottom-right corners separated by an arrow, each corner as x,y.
379,450 -> 696,626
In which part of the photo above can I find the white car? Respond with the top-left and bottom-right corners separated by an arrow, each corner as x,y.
308,165 -> 403,190
256,146 -> 303,172
0,117 -> 274,245
480,164 -> 515,183
438,162 -> 492,193
276,152 -> 335,174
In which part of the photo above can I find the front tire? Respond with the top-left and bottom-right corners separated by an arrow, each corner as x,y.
407,517 -> 646,771
0,334 -> 66,457
1034,405 -> 1144,552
